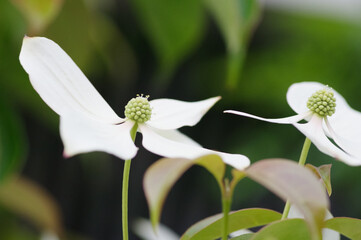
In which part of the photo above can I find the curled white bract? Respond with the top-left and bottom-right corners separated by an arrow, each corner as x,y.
20,37 -> 250,170
225,82 -> 361,166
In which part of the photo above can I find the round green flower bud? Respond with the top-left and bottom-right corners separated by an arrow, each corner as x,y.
124,95 -> 152,123
307,88 -> 336,117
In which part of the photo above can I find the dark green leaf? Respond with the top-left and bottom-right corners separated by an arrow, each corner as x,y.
203,0 -> 261,88
0,97 -> 26,182
131,0 -> 205,84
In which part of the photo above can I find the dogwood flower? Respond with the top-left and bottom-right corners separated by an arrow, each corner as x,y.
225,82 -> 361,166
19,36 -> 250,170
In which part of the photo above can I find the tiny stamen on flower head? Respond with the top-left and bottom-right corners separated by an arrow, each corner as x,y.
124,94 -> 152,123
307,87 -> 336,117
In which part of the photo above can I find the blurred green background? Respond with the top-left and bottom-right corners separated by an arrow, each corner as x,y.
1,0 -> 361,239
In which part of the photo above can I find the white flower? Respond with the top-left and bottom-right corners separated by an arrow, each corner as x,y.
19,36 -> 250,170
132,218 -> 179,240
225,82 -> 361,166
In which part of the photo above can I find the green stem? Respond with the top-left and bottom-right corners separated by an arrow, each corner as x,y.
122,123 -> 138,240
281,137 -> 312,220
298,138 -> 312,167
221,179 -> 231,240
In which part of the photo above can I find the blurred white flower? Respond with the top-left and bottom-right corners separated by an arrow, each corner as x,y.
40,231 -> 59,240
20,37 -> 250,170
225,82 -> 361,166
132,218 -> 178,240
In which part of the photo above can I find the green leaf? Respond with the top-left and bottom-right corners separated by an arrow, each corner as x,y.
250,218 -> 311,240
203,0 -> 241,54
231,233 -> 254,240
143,155 -> 225,229
203,0 -> 261,88
324,217 -> 361,239
305,164 -> 332,196
0,97 -> 26,182
11,0 -> 64,34
245,159 -> 329,240
0,176 -> 62,234
181,208 -> 281,240
131,0 -> 205,84
44,0 -> 94,70
229,169 -> 246,194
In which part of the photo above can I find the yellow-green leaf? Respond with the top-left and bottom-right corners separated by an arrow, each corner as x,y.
251,218 -> 311,240
143,155 -> 225,229
181,208 -> 281,240
306,164 -> 332,196
12,0 -> 64,34
0,176 -> 62,234
324,217 -> 361,239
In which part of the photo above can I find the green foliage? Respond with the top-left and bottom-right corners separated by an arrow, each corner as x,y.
11,0 -> 64,35
3,0 -> 361,238
0,176 -> 62,234
181,208 -> 281,240
250,219 -> 311,240
245,159 -> 329,240
306,164 -> 332,196
230,233 -> 254,240
131,0 -> 205,85
145,157 -> 329,239
203,0 -> 260,88
0,96 -> 26,182
143,155 -> 225,229
324,217 -> 361,239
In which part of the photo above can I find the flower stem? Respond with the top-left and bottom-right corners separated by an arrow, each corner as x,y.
221,179 -> 231,240
281,137 -> 312,220
122,123 -> 138,240
298,138 -> 312,167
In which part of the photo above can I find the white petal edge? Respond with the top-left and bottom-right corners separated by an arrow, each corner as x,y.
286,82 -> 349,117
19,36 -> 121,123
293,115 -> 361,166
132,218 -> 179,240
139,125 -> 250,170
60,115 -> 138,160
288,205 -> 340,240
146,96 -> 220,130
224,110 -> 312,124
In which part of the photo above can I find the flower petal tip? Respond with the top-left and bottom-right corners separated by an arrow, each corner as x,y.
62,151 -> 71,159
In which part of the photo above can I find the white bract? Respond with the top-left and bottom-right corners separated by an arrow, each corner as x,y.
19,37 -> 250,170
132,218 -> 179,240
225,82 -> 361,166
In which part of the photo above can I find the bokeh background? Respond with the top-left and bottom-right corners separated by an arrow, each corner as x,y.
1,0 -> 361,239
